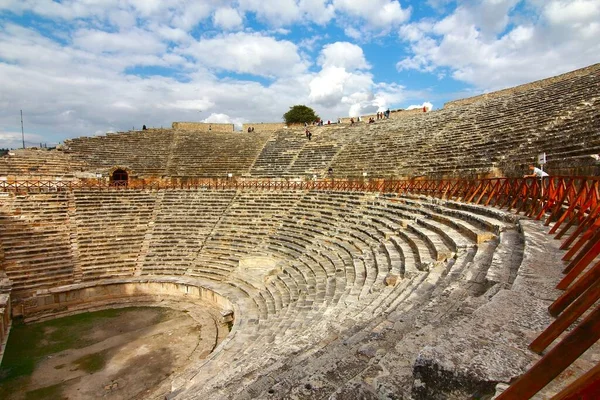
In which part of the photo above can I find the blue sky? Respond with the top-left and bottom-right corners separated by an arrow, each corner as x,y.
0,0 -> 599,148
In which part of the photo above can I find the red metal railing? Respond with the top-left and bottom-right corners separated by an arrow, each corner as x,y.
2,175 -> 600,397
2,176 -> 599,222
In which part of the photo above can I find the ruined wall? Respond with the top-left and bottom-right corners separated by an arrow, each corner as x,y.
389,108 -> 424,119
338,117 -> 363,124
339,109 -> 423,124
242,123 -> 287,132
172,122 -> 234,132
445,63 -> 600,108
17,279 -> 233,321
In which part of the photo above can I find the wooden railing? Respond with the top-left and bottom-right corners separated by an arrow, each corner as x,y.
2,176 -> 599,224
2,176 -> 600,397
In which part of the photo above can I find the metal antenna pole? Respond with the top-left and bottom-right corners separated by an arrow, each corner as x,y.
20,110 -> 25,149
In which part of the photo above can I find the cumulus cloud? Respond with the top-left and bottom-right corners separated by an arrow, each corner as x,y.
308,41 -> 405,117
0,131 -> 48,149
406,101 -> 433,111
307,41 -> 401,118
213,7 -> 244,31
397,0 -> 600,90
202,113 -> 247,130
73,28 -> 167,54
238,0 -> 335,26
544,0 -> 600,25
185,33 -> 307,77
318,42 -> 370,70
309,66 -> 352,107
334,0 -> 411,32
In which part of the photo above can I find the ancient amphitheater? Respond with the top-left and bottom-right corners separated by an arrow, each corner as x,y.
0,63 -> 599,399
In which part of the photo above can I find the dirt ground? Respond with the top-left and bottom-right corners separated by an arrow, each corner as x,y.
0,306 -> 223,400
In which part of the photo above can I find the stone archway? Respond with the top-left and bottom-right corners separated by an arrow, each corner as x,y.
110,168 -> 129,185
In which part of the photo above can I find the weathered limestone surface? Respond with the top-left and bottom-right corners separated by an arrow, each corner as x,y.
412,290 -> 553,399
0,189 -> 590,400
172,122 -> 234,132
411,218 -> 564,399
1,189 -> 531,398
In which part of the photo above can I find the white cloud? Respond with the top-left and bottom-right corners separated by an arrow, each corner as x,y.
201,112 -> 247,130
397,0 -> 600,90
309,66 -> 351,107
544,0 -> 600,25
203,113 -> 233,123
0,131 -> 47,149
185,33 -> 307,77
238,0 -> 302,26
298,0 -> 336,25
318,42 -> 370,70
213,7 -> 244,30
334,0 -> 411,30
406,101 -> 433,111
308,41 -> 404,117
73,28 -> 166,54
238,0 -> 335,26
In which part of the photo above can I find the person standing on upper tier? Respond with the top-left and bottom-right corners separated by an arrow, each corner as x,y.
524,164 -> 549,178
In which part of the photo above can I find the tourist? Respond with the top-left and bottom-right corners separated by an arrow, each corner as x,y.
369,117 -> 375,124
328,167 -> 333,176
385,109 -> 391,118
248,127 -> 252,133
142,125 -> 147,130
524,164 -> 549,179
350,118 -> 355,126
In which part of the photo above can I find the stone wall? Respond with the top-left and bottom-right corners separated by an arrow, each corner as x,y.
339,109 -> 423,124
389,108 -> 424,119
172,122 -> 234,132
242,122 -> 287,132
445,63 -> 600,108
17,278 -> 234,322
0,253 -> 12,365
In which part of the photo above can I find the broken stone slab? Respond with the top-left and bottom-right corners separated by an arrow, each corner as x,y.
512,219 -> 565,301
384,274 -> 400,287
411,289 -> 554,400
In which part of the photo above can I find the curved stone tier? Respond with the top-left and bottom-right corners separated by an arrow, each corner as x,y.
0,189 -> 569,398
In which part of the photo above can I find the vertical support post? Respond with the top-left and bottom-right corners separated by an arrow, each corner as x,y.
20,109 -> 25,149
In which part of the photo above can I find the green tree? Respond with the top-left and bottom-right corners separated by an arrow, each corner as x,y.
283,105 -> 320,124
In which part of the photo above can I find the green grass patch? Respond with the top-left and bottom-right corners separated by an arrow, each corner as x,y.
73,351 -> 107,374
0,307 -> 167,383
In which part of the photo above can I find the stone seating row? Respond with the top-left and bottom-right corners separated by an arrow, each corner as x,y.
0,149 -> 87,178
66,129 -> 173,176
0,189 -> 513,309
327,65 -> 599,177
1,188 -> 535,399
166,131 -> 272,177
0,193 -> 75,294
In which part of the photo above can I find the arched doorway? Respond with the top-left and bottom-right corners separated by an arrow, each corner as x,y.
111,168 -> 128,186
